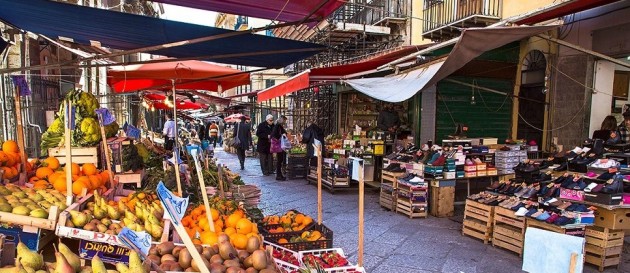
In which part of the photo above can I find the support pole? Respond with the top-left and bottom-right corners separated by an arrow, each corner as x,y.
172,81 -> 182,195
191,150 -> 215,232
13,86 -> 27,176
358,160 -> 365,267
64,100 -> 73,206
315,143 -> 322,225
97,115 -> 114,188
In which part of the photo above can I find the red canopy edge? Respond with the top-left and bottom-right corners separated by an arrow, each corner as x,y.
256,70 -> 310,102
514,0 -> 620,25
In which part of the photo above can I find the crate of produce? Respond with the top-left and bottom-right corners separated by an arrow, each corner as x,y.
56,187 -> 170,248
264,241 -> 301,273
264,223 -> 333,252
260,210 -> 315,234
298,248 -> 352,271
48,146 -> 99,165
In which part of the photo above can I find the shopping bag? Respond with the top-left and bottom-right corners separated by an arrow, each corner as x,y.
231,125 -> 241,148
281,135 -> 292,151
270,138 -> 283,153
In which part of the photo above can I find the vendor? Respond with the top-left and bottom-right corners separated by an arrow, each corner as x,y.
162,112 -> 176,151
301,120 -> 325,167
377,104 -> 400,132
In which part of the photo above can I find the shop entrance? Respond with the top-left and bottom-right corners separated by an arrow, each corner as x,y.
517,50 -> 547,146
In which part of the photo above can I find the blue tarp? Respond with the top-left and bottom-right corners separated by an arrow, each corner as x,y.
0,0 -> 325,68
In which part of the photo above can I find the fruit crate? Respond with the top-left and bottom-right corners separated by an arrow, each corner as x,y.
264,223 -> 333,252
56,187 -> 170,247
264,241 -> 301,273
48,146 -> 100,166
260,209 -> 314,234
462,200 -> 494,244
492,206 -> 525,256
584,226 -> 625,271
0,234 -> 14,267
298,248 -> 359,272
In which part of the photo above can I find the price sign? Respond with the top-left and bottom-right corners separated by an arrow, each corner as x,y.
156,181 -> 189,226
10,75 -> 31,96
118,228 -> 152,256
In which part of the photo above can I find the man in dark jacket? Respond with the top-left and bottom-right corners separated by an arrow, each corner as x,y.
256,114 -> 275,175
271,115 -> 288,180
197,120 -> 207,141
301,121 -> 325,167
233,116 -> 252,170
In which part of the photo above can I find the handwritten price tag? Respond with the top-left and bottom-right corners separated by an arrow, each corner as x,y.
95,108 -> 115,126
118,228 -> 152,256
156,181 -> 189,226
10,75 -> 31,96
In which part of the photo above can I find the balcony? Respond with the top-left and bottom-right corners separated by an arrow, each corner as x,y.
423,0 -> 502,41
338,0 -> 409,26
234,16 -> 248,31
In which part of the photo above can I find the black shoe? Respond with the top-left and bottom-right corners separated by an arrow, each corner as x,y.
554,162 -> 567,171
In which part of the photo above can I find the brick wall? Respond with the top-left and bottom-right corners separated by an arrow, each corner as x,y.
549,54 -> 594,149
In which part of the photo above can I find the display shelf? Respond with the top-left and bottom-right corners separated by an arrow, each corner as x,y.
462,199 -> 494,244
584,226 -> 624,271
492,207 -> 525,256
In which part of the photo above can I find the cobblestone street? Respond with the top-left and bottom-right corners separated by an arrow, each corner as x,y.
215,149 -> 630,273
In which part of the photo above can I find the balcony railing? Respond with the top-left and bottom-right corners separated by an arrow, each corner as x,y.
332,0 -> 409,26
423,0 -> 501,35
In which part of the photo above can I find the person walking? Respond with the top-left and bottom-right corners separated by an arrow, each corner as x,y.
218,119 -> 225,146
162,112 -> 176,151
208,121 -> 219,148
271,115 -> 288,181
256,114 -> 275,176
197,120 -> 207,141
233,116 -> 252,170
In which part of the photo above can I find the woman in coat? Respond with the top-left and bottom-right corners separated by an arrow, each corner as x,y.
233,116 -> 252,170
271,115 -> 288,180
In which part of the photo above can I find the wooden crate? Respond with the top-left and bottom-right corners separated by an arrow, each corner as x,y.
379,182 -> 396,211
525,220 -> 586,237
48,146 -> 99,165
462,200 -> 494,244
114,170 -> 144,188
0,234 -> 14,267
492,206 -> 525,256
429,185 -> 454,217
381,170 -> 405,184
396,199 -> 427,218
584,226 -> 624,271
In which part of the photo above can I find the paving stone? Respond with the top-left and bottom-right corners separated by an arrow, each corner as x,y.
381,254 -> 444,271
372,264 -> 436,273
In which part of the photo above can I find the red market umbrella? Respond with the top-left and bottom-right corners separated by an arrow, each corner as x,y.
108,60 -> 250,93
224,113 -> 250,123
143,93 -> 205,110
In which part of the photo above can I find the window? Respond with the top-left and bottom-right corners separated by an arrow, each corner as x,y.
265,79 -> 275,88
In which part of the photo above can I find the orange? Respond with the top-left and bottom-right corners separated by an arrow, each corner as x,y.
100,170 -> 112,184
4,154 -> 15,167
71,163 -> 80,175
182,216 -> 193,227
294,214 -> 305,224
278,238 -> 288,244
200,230 -> 218,246
2,167 -> 11,179
0,151 -> 8,166
251,222 -> 259,234
233,209 -> 245,218
198,217 -> 210,231
192,239 -> 202,245
52,176 -> 68,192
235,218 -> 253,234
224,227 -> 236,236
230,233 -> 248,249
43,157 -> 60,170
33,181 -> 49,190
36,167 -> 54,179
72,180 -> 88,195
2,140 -> 18,153
76,176 -> 91,190
29,176 -> 40,183
88,175 -> 102,189
209,208 -> 220,221
226,213 -> 242,228
82,163 -> 97,175
24,161 -> 32,172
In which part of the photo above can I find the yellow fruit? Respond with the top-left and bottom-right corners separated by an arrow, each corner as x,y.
226,213 -> 242,228
200,231 -> 218,246
71,163 -> 80,175
235,218 -> 253,235
224,227 -> 236,236
231,233 -> 248,250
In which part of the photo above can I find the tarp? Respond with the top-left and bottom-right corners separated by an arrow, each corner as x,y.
257,70 -> 310,102
345,25 -> 558,102
107,60 -> 250,93
514,0 -> 620,25
152,0 -> 345,26
0,0 -> 325,68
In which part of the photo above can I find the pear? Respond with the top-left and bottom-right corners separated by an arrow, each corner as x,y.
17,242 -> 44,270
146,212 -> 160,225
68,211 -> 88,228
126,222 -> 137,231
115,264 -> 129,273
0,203 -> 12,212
135,205 -> 144,221
52,248 -> 73,273
107,205 -> 120,220
90,255 -> 107,273
96,224 -> 108,233
149,224 -> 163,240
100,218 -> 112,227
31,194 -> 44,202
128,251 -> 147,273
29,209 -> 49,219
117,200 -> 127,212
143,221 -> 153,234
0,267 -> 18,273
12,206 -> 30,216
57,242 -> 81,273
93,206 -> 106,220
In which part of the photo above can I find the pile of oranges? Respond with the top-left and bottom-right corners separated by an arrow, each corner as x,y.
181,204 -> 260,250
30,157 -> 111,195
262,210 -> 314,233
0,140 -> 28,180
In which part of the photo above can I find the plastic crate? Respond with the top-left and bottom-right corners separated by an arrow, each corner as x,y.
265,240 -> 301,273
265,224 -> 333,251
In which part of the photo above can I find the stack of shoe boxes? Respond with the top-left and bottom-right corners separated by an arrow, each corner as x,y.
443,159 -> 456,179
495,150 -> 528,175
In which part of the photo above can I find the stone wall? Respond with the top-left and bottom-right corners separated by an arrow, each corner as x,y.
549,54 -> 594,149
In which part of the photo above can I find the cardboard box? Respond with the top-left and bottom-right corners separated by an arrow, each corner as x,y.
430,179 -> 456,187
583,192 -> 623,205
464,165 -> 477,172
476,163 -> 487,171
464,171 -> 477,178
487,168 -> 498,176
593,208 -> 630,230
559,188 -> 584,201
456,171 -> 465,178
443,172 -> 456,179
476,170 -> 487,176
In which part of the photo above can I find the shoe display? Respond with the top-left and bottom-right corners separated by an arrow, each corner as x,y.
591,183 -> 605,193
584,183 -> 599,192
511,202 -> 526,211
545,213 -> 560,224
409,176 -> 424,183
536,211 -> 551,221
525,208 -> 539,217
530,210 -> 543,218
515,207 -> 529,217
431,155 -> 446,166
554,162 -> 568,171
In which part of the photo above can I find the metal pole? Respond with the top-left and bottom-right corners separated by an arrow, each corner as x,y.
172,80 -> 182,195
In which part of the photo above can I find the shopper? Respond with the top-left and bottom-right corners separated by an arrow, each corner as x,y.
162,112 -> 176,151
233,116 -> 252,170
197,120 -> 207,141
208,121 -> 219,148
256,114 -> 275,176
301,120 -> 325,167
593,115 -> 620,144
218,119 -> 225,146
271,115 -> 288,181
616,111 -> 630,143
